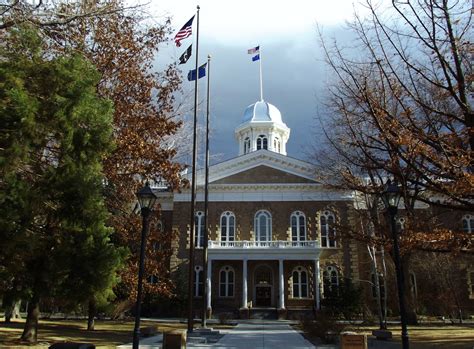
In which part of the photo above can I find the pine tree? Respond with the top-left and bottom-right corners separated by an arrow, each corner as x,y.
0,27 -> 124,342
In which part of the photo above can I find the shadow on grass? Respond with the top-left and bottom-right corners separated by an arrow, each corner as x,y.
0,319 -> 186,347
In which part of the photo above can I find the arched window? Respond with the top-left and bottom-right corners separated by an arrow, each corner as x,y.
320,211 -> 336,248
220,211 -> 235,242
219,266 -> 234,297
255,210 -> 272,241
462,215 -> 474,233
396,217 -> 406,232
410,272 -> 417,299
468,269 -> 474,298
255,265 -> 272,285
147,275 -> 158,284
371,273 -> 385,300
195,211 -> 205,248
322,266 -> 339,298
194,266 -> 203,297
256,135 -> 268,150
244,137 -> 251,154
273,137 -> 281,153
291,211 -> 306,242
292,266 -> 309,298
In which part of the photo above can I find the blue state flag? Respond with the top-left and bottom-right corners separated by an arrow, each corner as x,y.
252,54 -> 260,62
188,63 -> 207,81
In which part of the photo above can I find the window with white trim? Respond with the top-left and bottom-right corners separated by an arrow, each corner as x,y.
320,211 -> 336,248
396,217 -> 406,232
409,272 -> 417,299
244,137 -> 251,154
256,135 -> 268,150
322,266 -> 339,298
194,265 -> 203,297
292,266 -> 309,298
273,137 -> 281,153
219,266 -> 234,297
468,269 -> 474,299
220,211 -> 235,242
195,211 -> 205,248
371,273 -> 385,299
147,275 -> 158,284
462,215 -> 474,233
291,211 -> 306,242
255,210 -> 272,241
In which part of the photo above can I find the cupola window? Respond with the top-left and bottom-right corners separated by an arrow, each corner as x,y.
274,137 -> 281,153
257,135 -> 268,150
244,137 -> 251,154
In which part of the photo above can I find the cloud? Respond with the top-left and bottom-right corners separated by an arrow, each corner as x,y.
146,1 -> 365,162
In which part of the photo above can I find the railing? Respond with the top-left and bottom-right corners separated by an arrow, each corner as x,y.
208,240 -> 319,249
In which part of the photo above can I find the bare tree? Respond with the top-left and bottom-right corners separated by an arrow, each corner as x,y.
316,0 -> 472,212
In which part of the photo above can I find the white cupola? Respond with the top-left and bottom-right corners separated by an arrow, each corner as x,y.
235,100 -> 290,156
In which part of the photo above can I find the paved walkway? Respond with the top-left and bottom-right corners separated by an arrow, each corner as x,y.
117,319 -> 404,349
188,322 -> 315,349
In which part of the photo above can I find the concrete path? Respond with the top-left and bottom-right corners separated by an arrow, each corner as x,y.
188,322 -> 315,349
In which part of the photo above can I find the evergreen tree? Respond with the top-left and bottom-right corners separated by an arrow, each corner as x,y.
0,27 -> 124,342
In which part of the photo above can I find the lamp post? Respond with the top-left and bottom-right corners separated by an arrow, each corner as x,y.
381,180 -> 409,349
132,182 -> 158,349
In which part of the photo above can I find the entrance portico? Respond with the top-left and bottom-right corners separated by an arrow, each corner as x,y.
206,240 -> 321,318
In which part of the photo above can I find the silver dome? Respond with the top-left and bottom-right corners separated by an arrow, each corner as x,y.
242,100 -> 283,124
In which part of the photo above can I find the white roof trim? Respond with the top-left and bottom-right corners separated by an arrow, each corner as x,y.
186,150 -> 317,184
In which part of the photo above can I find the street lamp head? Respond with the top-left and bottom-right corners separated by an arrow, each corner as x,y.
136,181 -> 158,211
381,179 -> 402,210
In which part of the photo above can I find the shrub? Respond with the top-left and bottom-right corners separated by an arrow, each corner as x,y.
322,278 -> 363,321
301,310 -> 346,344
218,312 -> 233,325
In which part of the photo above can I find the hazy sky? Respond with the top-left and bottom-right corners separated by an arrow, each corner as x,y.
145,0 -> 374,163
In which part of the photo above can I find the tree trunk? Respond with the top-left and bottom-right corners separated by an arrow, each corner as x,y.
3,296 -> 13,323
21,295 -> 40,343
87,298 -> 97,331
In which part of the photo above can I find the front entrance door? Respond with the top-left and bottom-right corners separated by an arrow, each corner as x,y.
256,286 -> 271,307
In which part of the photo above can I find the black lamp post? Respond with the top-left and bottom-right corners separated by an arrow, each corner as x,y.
381,180 -> 409,349
132,182 -> 158,349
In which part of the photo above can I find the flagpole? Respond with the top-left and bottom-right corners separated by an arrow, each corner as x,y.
187,4 -> 200,334
259,46 -> 263,101
202,54 -> 211,329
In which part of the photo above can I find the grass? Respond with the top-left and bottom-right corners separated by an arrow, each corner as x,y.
3,318 -> 473,348
356,324 -> 474,349
297,322 -> 474,349
0,318 -> 186,348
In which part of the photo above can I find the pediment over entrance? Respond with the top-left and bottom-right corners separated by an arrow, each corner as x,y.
212,165 -> 317,184
192,150 -> 318,186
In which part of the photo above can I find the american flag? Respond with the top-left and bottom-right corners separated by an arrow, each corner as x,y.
174,15 -> 195,47
248,46 -> 259,54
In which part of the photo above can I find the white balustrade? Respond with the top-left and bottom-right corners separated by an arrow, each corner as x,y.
208,240 -> 319,249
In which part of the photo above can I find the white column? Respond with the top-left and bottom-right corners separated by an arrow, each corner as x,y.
314,259 -> 320,310
207,259 -> 212,311
242,258 -> 248,308
278,259 -> 285,309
